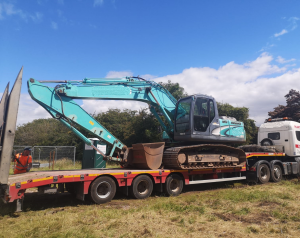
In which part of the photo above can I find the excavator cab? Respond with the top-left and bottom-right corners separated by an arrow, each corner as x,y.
174,95 -> 246,143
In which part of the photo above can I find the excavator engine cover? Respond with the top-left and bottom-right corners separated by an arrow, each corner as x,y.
131,142 -> 165,170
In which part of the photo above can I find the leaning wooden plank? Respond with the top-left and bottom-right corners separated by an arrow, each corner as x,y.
0,67 -> 23,184
0,83 -> 9,145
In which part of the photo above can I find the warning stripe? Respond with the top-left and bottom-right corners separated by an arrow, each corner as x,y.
246,153 -> 285,159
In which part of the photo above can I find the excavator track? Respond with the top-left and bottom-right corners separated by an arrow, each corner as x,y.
163,144 -> 246,170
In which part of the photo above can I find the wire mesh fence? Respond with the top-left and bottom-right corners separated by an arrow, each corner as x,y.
12,146 -> 76,171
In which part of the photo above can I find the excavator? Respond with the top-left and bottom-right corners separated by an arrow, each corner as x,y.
1,68 -> 247,177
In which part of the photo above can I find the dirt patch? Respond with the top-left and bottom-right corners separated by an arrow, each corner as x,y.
214,212 -> 273,224
258,201 -> 281,207
103,201 -> 134,210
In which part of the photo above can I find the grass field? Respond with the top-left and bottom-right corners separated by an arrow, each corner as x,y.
1,178 -> 300,237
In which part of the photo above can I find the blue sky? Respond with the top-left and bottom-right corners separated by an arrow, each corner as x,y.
0,0 -> 300,125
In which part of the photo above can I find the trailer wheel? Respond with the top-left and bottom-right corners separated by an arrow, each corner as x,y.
270,165 -> 282,182
164,174 -> 184,196
130,175 -> 153,199
258,164 -> 270,184
90,176 -> 116,204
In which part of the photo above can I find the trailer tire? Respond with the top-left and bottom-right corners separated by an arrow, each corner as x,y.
90,176 -> 116,204
258,164 -> 270,184
130,175 -> 153,199
270,165 -> 282,183
164,174 -> 183,196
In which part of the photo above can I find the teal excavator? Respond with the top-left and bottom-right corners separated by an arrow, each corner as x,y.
1,68 -> 247,176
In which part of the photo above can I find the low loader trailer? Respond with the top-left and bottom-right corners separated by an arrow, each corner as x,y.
2,150 -> 298,212
1,68 -> 300,211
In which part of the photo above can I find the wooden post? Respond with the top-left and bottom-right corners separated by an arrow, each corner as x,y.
52,151 -> 55,170
49,151 -> 52,169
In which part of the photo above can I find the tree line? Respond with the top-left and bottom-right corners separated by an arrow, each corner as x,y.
14,81 -> 300,160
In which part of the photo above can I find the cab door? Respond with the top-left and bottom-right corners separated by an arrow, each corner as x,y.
193,97 -> 211,135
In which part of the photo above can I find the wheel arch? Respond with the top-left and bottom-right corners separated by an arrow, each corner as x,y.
166,172 -> 185,182
131,173 -> 155,186
91,174 -> 120,190
253,160 -> 271,178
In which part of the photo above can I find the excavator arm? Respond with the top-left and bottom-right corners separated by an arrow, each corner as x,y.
27,77 -> 178,162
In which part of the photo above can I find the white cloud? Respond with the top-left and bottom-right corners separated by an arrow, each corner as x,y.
94,0 -> 104,7
274,29 -> 288,37
51,21 -> 58,30
276,56 -> 296,64
154,53 -> 300,126
273,17 -> 300,38
259,43 -> 275,52
17,94 -> 51,125
290,17 -> 299,30
29,12 -> 43,22
0,2 -> 26,20
81,100 -> 147,116
13,53 -> 300,127
0,2 -> 42,22
140,74 -> 157,80
106,71 -> 133,78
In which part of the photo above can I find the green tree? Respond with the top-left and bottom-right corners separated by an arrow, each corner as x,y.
217,102 -> 257,144
14,118 -> 84,158
159,80 -> 188,100
94,108 -> 162,146
268,89 -> 300,121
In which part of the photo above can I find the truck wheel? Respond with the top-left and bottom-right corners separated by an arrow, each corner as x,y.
258,164 -> 270,184
164,174 -> 184,196
130,175 -> 153,199
270,165 -> 282,182
90,176 -> 116,204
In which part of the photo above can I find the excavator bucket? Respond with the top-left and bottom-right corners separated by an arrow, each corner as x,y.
130,142 -> 165,170
0,67 -> 23,185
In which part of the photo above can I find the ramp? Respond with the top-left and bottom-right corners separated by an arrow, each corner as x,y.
0,67 -> 23,184
0,83 -> 9,145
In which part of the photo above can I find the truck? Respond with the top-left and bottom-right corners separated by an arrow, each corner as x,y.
0,68 -> 299,212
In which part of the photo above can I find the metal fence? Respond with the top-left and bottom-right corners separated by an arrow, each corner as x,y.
13,146 -> 76,167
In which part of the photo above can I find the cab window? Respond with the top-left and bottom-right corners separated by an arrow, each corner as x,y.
176,98 -> 192,133
193,98 -> 209,132
268,132 -> 280,140
296,131 -> 300,141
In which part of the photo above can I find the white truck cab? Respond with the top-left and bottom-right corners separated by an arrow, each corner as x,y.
258,118 -> 300,157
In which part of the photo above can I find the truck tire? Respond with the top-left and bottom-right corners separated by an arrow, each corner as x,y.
258,164 -> 270,184
270,164 -> 282,183
261,138 -> 273,146
164,174 -> 184,196
130,175 -> 153,199
89,176 -> 116,204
